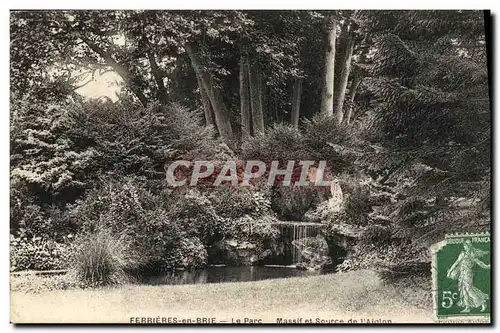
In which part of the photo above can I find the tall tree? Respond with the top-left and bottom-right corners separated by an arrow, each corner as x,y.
344,10 -> 491,276
249,63 -> 265,136
333,34 -> 355,124
194,71 -> 214,127
186,43 -> 234,144
291,77 -> 303,128
343,70 -> 363,125
320,14 -> 338,117
239,54 -> 252,140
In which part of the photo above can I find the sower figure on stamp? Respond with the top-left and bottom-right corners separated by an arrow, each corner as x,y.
446,240 -> 490,313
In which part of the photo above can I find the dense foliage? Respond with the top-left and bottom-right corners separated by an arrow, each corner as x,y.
10,10 -> 490,285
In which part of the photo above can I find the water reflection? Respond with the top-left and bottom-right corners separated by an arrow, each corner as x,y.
143,266 -> 329,286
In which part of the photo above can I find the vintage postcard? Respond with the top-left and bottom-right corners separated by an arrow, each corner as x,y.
9,9 -> 491,324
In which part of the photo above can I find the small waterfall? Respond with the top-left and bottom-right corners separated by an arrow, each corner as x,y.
273,221 -> 323,265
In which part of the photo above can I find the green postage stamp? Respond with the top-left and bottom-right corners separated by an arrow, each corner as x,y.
432,233 -> 491,321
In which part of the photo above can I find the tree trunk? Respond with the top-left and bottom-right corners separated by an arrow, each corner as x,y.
147,51 -> 169,104
185,43 -> 233,144
291,77 -> 303,128
239,55 -> 252,140
344,74 -> 363,125
320,16 -> 337,117
248,62 -> 265,136
333,37 -> 355,124
194,70 -> 214,127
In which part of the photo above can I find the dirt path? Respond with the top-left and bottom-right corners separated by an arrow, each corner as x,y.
11,270 -> 433,324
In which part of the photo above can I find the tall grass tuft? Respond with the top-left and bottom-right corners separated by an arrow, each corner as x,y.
70,229 -> 143,287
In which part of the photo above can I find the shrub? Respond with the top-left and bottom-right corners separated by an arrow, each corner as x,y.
10,234 -> 73,271
67,101 -> 218,178
10,274 -> 80,294
241,123 -> 310,162
10,100 -> 97,198
166,188 -> 279,256
305,201 -> 343,223
303,114 -> 352,149
207,187 -> 273,219
70,101 -> 221,178
202,187 -> 279,243
302,114 -> 356,173
10,183 -> 40,233
271,186 -> 323,220
70,229 -> 144,287
166,189 -> 225,246
10,273 -> 80,293
69,176 -> 172,232
162,237 -> 208,270
10,184 -> 74,242
226,215 -> 280,243
10,189 -> 48,237
344,186 -> 372,226
69,176 -> 213,271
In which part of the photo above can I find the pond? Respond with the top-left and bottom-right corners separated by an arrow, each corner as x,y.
142,265 -> 332,286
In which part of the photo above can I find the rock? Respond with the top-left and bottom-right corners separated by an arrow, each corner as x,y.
249,254 -> 259,265
295,262 -> 308,270
216,239 -> 265,266
292,235 -> 332,271
258,249 -> 273,261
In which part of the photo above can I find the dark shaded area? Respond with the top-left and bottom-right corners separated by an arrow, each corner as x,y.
142,265 -> 329,286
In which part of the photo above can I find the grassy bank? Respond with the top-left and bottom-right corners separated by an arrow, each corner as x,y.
11,270 -> 433,323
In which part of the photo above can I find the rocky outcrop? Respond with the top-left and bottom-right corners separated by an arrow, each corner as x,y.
212,239 -> 273,266
292,235 -> 332,271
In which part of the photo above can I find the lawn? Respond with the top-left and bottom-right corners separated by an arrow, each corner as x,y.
10,270 -> 433,324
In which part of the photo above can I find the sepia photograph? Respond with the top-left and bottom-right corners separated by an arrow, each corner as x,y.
8,8 -> 492,324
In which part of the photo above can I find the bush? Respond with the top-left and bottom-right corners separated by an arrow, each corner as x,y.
69,176 -> 173,232
207,187 -> 273,219
165,189 -> 224,246
302,114 -> 356,173
201,187 -> 279,244
70,102 -> 218,178
344,186 -> 372,226
241,123 -> 310,162
11,183 -> 75,241
162,237 -> 208,270
69,177 -> 215,271
70,229 -> 144,287
227,215 -> 280,243
10,273 -> 80,293
272,186 -> 324,220
10,100 -> 98,199
10,234 -> 73,271
166,188 -> 279,258
10,188 -> 47,236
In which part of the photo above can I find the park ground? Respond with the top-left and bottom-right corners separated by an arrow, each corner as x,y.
10,270 -> 433,323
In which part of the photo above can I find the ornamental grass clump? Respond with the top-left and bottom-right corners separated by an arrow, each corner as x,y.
70,229 -> 143,287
